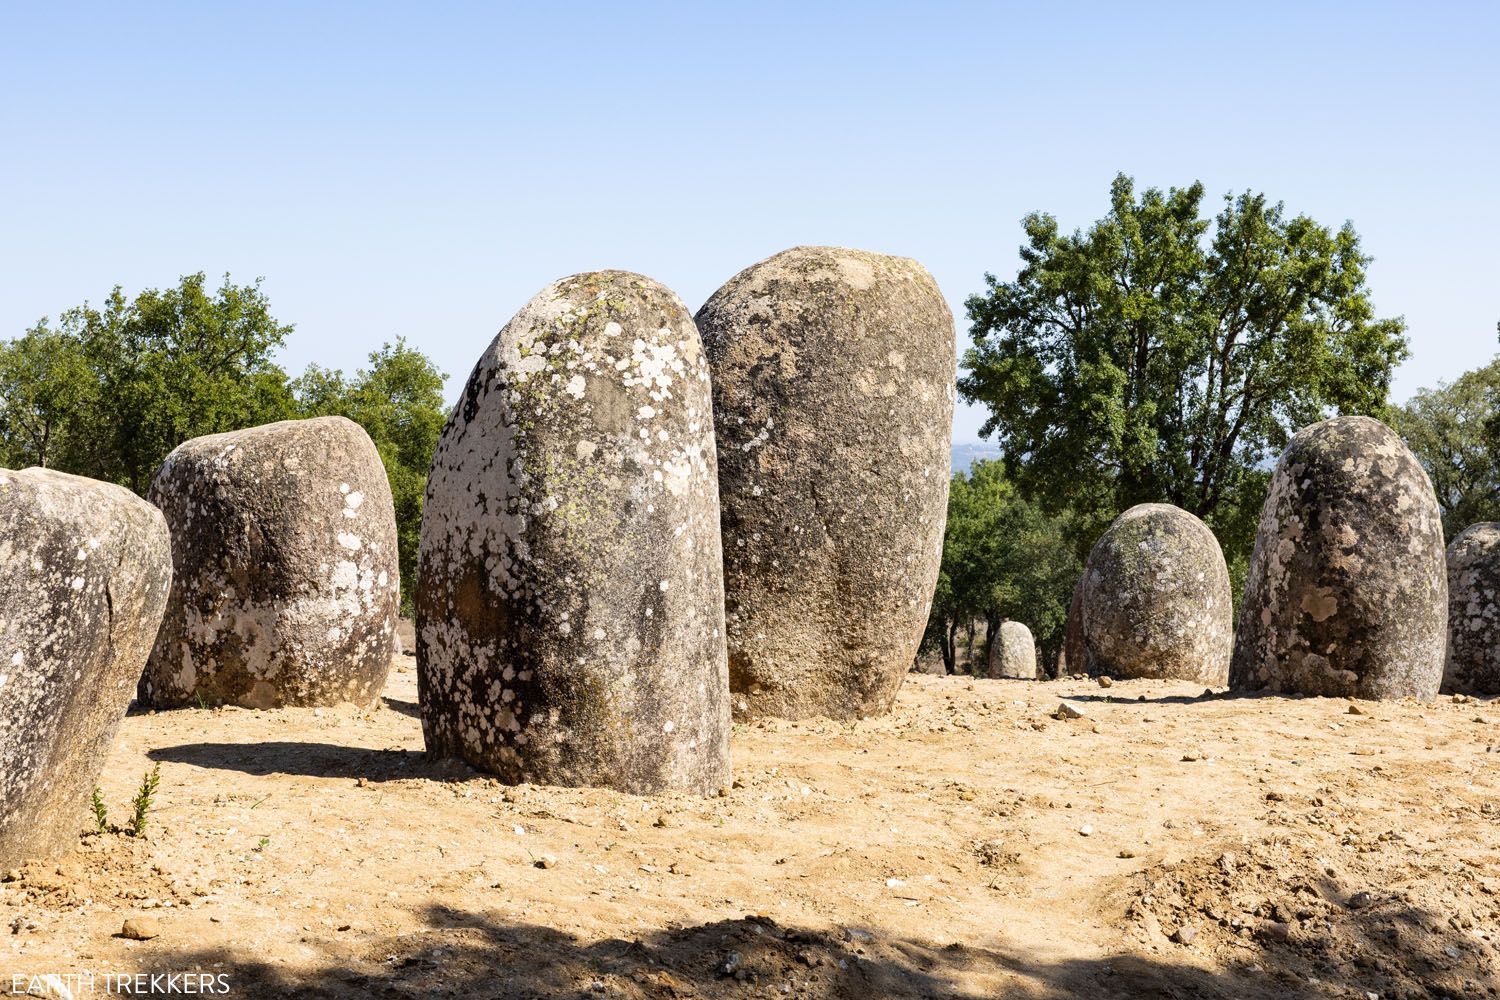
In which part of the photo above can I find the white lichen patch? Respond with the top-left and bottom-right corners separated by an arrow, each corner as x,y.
417,271 -> 729,794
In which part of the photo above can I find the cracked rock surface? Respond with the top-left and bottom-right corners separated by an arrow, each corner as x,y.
0,468 -> 172,865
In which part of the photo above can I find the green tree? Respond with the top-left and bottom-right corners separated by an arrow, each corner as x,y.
32,274 -> 299,491
1393,343 -> 1500,539
922,461 -> 1080,674
296,339 -> 448,610
0,325 -> 97,469
3,275 -> 448,613
960,174 -> 1409,565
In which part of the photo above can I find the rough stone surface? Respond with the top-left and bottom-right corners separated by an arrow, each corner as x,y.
0,469 -> 172,865
1059,573 -> 1087,677
987,621 -> 1037,679
417,272 -> 729,795
1230,416 -> 1447,700
696,246 -> 955,721
1083,503 -> 1232,684
1441,524 -> 1500,695
140,416 -> 399,709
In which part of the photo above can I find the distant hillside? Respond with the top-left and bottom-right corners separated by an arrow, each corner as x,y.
950,441 -> 1003,474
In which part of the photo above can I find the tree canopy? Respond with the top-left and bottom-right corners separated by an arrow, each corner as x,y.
1393,333 -> 1500,539
0,274 -> 447,609
922,461 -> 1080,675
959,174 -> 1409,564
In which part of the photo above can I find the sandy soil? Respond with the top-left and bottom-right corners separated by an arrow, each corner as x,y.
4,656 -> 1498,999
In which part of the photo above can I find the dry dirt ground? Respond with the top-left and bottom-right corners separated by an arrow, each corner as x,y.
4,655 -> 1499,999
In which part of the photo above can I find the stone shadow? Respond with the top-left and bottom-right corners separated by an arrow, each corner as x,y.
128,899 -> 1493,999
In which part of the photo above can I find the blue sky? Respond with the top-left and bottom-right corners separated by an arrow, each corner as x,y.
2,2 -> 1495,442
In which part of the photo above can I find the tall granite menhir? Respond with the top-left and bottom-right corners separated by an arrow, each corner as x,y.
417,272 -> 730,795
1231,416 -> 1447,700
1083,503 -> 1233,684
697,246 -> 955,720
140,416 -> 400,709
1441,522 -> 1500,695
1,469 -> 172,866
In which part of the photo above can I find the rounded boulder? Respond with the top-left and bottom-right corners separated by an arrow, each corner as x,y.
696,246 -> 955,721
1444,523 -> 1500,694
1083,503 -> 1232,684
1230,416 -> 1446,699
417,272 -> 729,795
0,469 -> 172,865
140,416 -> 400,709
987,621 -> 1037,679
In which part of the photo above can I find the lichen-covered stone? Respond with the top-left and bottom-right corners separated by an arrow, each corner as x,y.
1083,503 -> 1232,684
1230,416 -> 1446,700
140,416 -> 399,709
987,621 -> 1037,679
696,246 -> 954,721
1059,573 -> 1087,677
0,469 -> 172,865
1444,523 -> 1500,695
417,272 -> 729,795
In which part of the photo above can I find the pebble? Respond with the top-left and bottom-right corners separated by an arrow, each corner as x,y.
654,814 -> 674,828
536,854 -> 558,870
1347,704 -> 1366,716
1079,824 -> 1093,837
120,916 -> 161,940
1054,702 -> 1085,721
1097,676 -> 1113,688
1172,924 -> 1197,945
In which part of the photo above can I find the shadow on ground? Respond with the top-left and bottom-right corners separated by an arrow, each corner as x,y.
133,903 -> 1493,1000
147,741 -> 450,783
383,696 -> 423,719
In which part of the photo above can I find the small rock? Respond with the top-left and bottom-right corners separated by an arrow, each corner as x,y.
1118,849 -> 1137,859
654,814 -> 674,829
1078,824 -> 1093,837
120,916 -> 161,940
720,952 -> 742,977
1053,702 -> 1085,720
1172,924 -> 1198,945
1347,704 -> 1365,716
536,854 -> 558,870
1347,891 -> 1375,910
1097,676 -> 1113,688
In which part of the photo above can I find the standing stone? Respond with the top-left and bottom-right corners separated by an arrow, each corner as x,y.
0,469 -> 172,865
140,416 -> 399,709
912,657 -> 947,676
1444,523 -> 1500,695
696,246 -> 954,720
1083,503 -> 1233,684
1060,573 -> 1087,677
987,621 -> 1037,679
417,272 -> 729,795
1231,416 -> 1446,699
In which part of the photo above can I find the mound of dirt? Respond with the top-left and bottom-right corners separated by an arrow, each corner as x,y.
1126,836 -> 1497,999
